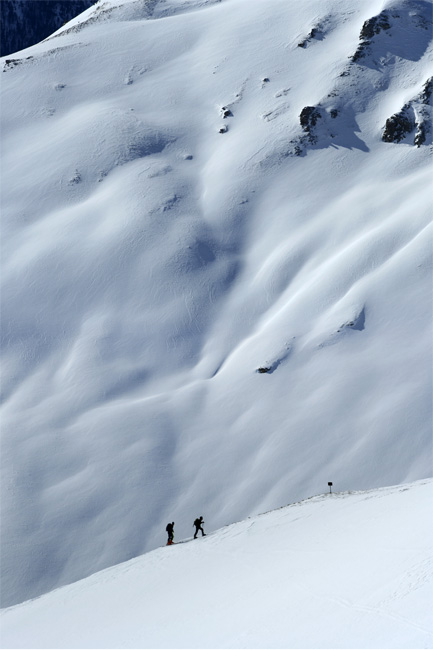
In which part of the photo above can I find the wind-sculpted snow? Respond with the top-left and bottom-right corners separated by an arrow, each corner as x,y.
1,0 -> 432,608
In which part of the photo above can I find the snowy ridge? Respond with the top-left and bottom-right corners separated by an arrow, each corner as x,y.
1,0 -> 432,610
1,479 -> 432,649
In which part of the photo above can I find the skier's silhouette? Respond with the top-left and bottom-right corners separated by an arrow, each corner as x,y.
166,522 -> 174,544
193,516 -> 206,538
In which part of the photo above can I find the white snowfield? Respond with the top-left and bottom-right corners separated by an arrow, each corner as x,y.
1,479 -> 432,649
0,0 -> 432,623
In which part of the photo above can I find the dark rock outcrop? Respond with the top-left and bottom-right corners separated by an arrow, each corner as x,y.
299,106 -> 322,144
420,77 -> 432,105
382,77 -> 432,146
382,109 -> 414,143
351,11 -> 391,62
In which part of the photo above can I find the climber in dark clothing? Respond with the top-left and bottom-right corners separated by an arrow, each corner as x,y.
166,522 -> 174,544
193,516 -> 206,538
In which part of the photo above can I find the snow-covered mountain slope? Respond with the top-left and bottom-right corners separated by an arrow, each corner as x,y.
1,480 -> 432,649
1,0 -> 432,608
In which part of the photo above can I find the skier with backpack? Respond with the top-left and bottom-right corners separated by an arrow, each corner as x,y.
166,522 -> 175,545
193,516 -> 206,538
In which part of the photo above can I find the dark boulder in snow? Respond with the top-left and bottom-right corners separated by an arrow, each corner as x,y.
300,106 -> 322,130
299,106 -> 322,144
382,78 -> 432,146
382,110 -> 414,143
297,22 -> 327,48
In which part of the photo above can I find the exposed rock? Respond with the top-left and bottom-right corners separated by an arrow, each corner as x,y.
359,12 -> 391,40
351,11 -> 391,62
69,169 -> 82,184
300,106 -> 321,130
297,22 -> 327,48
351,44 -> 367,63
3,56 -> 33,70
420,77 -> 432,105
414,122 -> 426,147
382,78 -> 432,146
413,78 -> 432,146
382,109 -> 414,143
299,106 -> 322,144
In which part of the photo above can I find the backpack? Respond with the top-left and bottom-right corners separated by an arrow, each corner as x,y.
194,518 -> 201,527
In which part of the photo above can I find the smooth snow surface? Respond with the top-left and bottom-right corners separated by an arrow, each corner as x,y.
1,0 -> 432,610
1,480 -> 432,649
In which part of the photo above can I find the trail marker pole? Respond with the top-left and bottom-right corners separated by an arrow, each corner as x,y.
328,481 -> 333,494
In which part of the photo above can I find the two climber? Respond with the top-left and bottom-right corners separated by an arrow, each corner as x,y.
165,516 -> 206,545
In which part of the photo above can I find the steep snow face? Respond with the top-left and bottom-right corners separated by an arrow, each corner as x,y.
1,0 -> 432,607
1,480 -> 432,649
